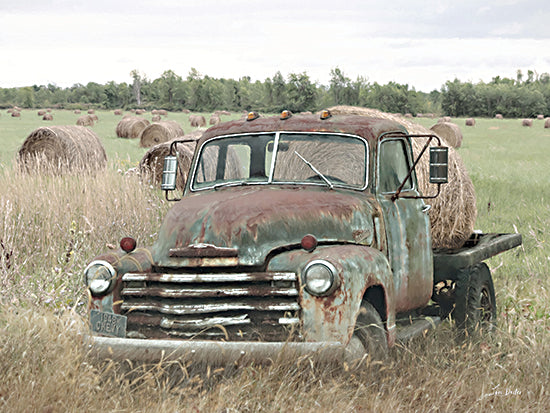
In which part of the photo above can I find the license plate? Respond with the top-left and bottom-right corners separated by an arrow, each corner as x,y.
90,310 -> 127,338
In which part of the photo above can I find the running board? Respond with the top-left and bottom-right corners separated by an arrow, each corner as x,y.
395,316 -> 441,343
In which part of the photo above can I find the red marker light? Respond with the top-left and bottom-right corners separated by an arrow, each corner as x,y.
301,234 -> 318,252
120,237 -> 137,253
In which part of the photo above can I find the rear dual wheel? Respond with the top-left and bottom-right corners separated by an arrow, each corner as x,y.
453,262 -> 497,338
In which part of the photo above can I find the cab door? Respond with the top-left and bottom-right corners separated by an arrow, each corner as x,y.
375,136 -> 433,312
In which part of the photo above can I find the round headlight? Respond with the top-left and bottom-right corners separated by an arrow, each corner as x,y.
303,260 -> 337,296
84,260 -> 116,295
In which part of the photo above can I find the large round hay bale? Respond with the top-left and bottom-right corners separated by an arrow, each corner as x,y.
209,114 -> 221,125
465,118 -> 476,126
537,114 -> 544,120
17,125 -> 107,174
438,116 -> 452,123
42,113 -> 53,121
189,114 -> 206,127
139,120 -> 185,148
495,114 -> 503,119
522,118 -> 533,127
327,106 -> 477,249
545,118 -> 550,129
37,110 -> 46,116
429,121 -> 463,149
114,109 -> 123,115
11,111 -> 21,118
76,115 -> 94,126
139,129 -> 205,190
116,116 -> 150,139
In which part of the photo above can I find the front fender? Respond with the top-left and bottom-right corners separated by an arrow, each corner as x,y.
267,244 -> 395,347
87,247 -> 154,314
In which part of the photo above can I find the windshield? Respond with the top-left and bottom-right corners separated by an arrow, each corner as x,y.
191,132 -> 368,190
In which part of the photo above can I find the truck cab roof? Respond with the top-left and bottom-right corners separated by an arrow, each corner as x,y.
198,112 -> 409,146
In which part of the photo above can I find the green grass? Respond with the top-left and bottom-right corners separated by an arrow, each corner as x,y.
1,112 -> 549,411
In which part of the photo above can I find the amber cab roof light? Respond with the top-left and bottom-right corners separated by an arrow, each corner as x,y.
320,109 -> 332,120
280,110 -> 293,120
247,111 -> 260,121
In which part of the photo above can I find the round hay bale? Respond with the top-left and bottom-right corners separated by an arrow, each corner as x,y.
545,118 -> 550,129
114,109 -> 123,115
182,109 -> 190,114
115,116 -> 150,139
158,109 -> 168,116
430,122 -> 463,149
74,110 -> 81,114
189,114 -> 206,127
438,116 -> 452,123
152,115 -> 161,122
522,118 -> 533,127
139,129 -> 205,190
465,118 -> 476,126
11,111 -> 21,118
139,120 -> 185,148
135,109 -> 146,115
37,110 -> 46,116
209,114 -> 221,125
404,113 -> 413,118
89,114 -> 98,122
87,109 -> 95,114
327,106 -> 477,249
42,114 -> 53,121
495,114 -> 503,119
17,125 -> 107,174
76,115 -> 94,126
537,114 -> 544,120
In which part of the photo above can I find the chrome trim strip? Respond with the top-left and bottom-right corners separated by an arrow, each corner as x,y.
122,272 -> 297,283
121,301 -> 301,315
121,286 -> 299,298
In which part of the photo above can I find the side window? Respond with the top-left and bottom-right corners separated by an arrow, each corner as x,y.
378,139 -> 413,193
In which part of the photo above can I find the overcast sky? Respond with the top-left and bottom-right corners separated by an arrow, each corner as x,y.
1,0 -> 549,92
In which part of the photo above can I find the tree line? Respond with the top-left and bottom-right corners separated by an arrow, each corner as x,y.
1,68 -> 549,118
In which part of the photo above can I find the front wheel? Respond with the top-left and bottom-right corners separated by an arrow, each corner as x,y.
453,263 -> 497,338
345,301 -> 388,363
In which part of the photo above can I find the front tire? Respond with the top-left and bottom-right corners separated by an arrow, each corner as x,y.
345,301 -> 388,363
453,263 -> 497,337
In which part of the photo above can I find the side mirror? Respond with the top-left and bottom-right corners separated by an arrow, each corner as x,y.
429,147 -> 448,184
161,155 -> 178,191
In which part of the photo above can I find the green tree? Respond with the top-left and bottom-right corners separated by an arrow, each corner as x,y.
286,72 -> 317,113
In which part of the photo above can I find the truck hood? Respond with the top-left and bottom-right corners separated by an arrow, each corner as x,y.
153,186 -> 377,267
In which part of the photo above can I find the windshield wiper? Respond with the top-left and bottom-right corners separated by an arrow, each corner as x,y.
294,151 -> 334,189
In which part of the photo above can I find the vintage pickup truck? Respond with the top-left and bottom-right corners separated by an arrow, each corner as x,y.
84,110 -> 521,364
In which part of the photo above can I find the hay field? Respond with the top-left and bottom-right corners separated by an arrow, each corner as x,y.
0,112 -> 549,412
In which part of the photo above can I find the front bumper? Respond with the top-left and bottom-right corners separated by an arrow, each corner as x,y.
86,336 -> 346,365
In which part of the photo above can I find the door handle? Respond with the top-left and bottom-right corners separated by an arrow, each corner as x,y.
422,204 -> 431,213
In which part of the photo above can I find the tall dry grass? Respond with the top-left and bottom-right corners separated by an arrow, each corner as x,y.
1,116 -> 549,411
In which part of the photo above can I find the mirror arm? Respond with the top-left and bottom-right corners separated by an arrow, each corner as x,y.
392,135 -> 436,201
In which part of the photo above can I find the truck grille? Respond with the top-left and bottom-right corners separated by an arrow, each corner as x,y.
120,271 -> 301,341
